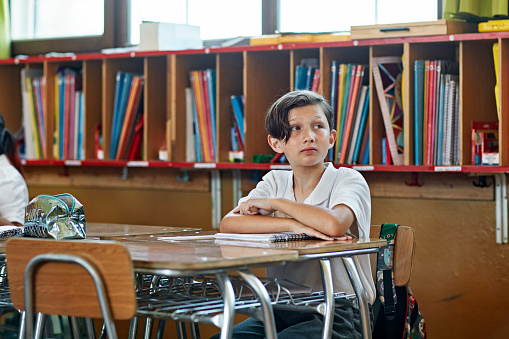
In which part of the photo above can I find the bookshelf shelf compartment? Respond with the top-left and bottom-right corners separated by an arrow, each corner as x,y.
0,32 -> 505,173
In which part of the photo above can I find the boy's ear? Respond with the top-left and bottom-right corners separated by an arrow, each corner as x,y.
268,135 -> 284,153
328,129 -> 337,150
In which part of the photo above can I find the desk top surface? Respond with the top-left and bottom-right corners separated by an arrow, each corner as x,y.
118,232 -> 386,271
86,222 -> 201,239
0,229 -> 386,272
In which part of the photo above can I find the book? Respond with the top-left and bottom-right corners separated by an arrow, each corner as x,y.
214,232 -> 316,243
352,86 -> 370,164
493,42 -> 500,119
116,75 -> 144,160
372,56 -> 404,166
185,87 -> 196,162
414,60 -> 425,165
110,72 -> 133,159
230,95 -> 245,147
471,121 -> 499,165
190,70 -> 210,162
347,85 -> 369,164
339,65 -> 365,164
0,225 -> 23,239
295,65 -> 308,90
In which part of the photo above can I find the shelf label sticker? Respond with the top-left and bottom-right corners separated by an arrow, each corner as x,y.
194,163 -> 217,169
127,161 -> 149,167
352,166 -> 375,171
64,160 -> 81,166
434,166 -> 461,172
270,164 -> 292,170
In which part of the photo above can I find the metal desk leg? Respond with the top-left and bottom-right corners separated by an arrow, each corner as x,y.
85,318 -> 97,339
34,313 -> 45,339
319,258 -> 335,339
237,269 -> 277,339
128,317 -> 139,339
216,272 -> 235,339
18,311 -> 25,339
341,257 -> 371,339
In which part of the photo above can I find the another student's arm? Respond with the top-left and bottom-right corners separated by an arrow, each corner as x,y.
0,216 -> 22,227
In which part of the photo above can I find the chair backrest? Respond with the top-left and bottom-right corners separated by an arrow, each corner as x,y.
370,225 -> 415,286
6,238 -> 137,320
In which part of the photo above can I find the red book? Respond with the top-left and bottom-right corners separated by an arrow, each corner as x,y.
339,65 -> 364,164
127,114 -> 144,160
200,70 -> 214,162
311,68 -> 321,92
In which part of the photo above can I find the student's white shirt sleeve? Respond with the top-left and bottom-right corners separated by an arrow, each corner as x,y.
329,168 -> 371,238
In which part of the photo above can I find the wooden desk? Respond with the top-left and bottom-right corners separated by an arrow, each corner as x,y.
122,235 -> 385,339
118,237 -> 297,339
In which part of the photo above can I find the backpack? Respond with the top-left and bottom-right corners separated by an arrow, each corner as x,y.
372,223 -> 426,339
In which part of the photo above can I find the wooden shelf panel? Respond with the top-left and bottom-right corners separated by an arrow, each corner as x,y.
21,159 -> 509,173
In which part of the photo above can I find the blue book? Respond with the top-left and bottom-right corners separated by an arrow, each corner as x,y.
294,66 -> 308,90
110,72 -> 125,159
361,126 -> 370,165
352,87 -> 370,164
414,60 -> 425,165
206,69 -> 217,162
111,73 -> 133,159
190,87 -> 202,162
77,92 -> 85,160
230,95 -> 245,146
58,75 -> 66,160
305,67 -> 315,90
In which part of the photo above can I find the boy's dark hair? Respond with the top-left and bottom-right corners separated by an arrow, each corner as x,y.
265,90 -> 334,143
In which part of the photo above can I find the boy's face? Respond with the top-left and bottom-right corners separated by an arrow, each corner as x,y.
268,104 -> 336,168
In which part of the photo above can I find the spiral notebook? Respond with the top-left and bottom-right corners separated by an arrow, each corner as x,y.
214,232 -> 314,243
0,225 -> 23,239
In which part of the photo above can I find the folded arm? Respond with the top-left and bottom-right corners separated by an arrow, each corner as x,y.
223,197 -> 355,238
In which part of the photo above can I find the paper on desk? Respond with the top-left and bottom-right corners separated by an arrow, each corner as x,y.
157,235 -> 216,241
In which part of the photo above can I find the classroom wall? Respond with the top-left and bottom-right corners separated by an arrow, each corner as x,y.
25,171 -> 509,339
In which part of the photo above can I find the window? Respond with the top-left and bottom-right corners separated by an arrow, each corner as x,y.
279,0 -> 438,33
9,0 -> 440,56
129,0 -> 262,44
11,0 -> 104,40
10,0 -> 118,56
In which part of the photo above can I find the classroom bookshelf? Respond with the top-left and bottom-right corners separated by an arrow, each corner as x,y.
3,31 -> 509,174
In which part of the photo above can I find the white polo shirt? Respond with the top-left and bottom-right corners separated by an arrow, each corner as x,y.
0,154 -> 29,225
230,163 -> 375,304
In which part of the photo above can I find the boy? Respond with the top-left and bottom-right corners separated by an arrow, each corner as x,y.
218,90 -> 373,338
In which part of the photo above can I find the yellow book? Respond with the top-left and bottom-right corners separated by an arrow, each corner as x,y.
493,42 -> 500,119
312,33 -> 350,42
250,34 -> 281,45
26,77 -> 42,159
190,71 -> 210,162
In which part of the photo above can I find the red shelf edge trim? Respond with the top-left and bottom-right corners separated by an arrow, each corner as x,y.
20,160 -> 509,173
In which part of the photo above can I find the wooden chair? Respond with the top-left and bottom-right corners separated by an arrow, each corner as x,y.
5,238 -> 137,339
369,225 -> 415,287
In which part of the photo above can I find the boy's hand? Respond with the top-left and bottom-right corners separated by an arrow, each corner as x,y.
233,198 -> 274,216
